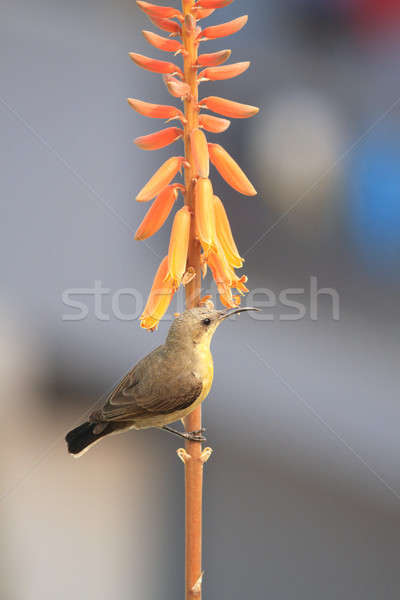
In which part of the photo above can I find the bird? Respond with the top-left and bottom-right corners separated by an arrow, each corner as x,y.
65,305 -> 259,456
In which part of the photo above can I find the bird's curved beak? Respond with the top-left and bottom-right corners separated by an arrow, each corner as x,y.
218,307 -> 261,321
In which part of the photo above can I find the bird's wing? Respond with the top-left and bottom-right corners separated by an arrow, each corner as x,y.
93,346 -> 203,423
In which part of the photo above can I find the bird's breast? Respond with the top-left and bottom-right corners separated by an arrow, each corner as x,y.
193,343 -> 214,403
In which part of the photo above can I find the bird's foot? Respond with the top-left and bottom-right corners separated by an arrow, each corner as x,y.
186,428 -> 206,442
162,425 -> 206,443
188,428 -> 206,436
186,431 -> 207,443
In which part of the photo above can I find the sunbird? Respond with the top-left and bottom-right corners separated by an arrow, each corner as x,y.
66,305 -> 258,456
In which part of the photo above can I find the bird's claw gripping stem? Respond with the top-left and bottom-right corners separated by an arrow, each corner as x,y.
186,432 -> 206,443
185,428 -> 206,442
161,425 -> 206,443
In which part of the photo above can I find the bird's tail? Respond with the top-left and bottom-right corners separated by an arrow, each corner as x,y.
65,421 -> 116,457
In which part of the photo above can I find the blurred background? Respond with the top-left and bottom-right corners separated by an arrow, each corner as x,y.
1,0 -> 400,598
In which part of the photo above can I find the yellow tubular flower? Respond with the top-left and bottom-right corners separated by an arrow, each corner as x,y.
140,256 -> 175,330
213,195 -> 243,268
167,205 -> 191,286
207,239 -> 248,307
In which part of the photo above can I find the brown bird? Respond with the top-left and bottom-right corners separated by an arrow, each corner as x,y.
66,305 -> 258,456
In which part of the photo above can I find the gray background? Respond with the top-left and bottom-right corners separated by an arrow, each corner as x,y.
1,0 -> 400,598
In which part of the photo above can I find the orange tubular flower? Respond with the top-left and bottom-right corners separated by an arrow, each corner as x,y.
129,53 -> 183,77
130,0 -> 258,329
199,96 -> 259,118
190,129 -> 209,178
198,0 -> 234,7
136,156 -> 184,201
199,294 -> 213,306
167,205 -> 191,286
140,256 -> 175,331
208,143 -> 256,196
148,15 -> 182,35
199,114 -> 231,133
233,274 -> 249,294
136,1 -> 182,20
207,251 -> 238,309
220,288 -> 240,308
127,98 -> 184,121
200,15 -> 248,40
135,185 -> 179,240
199,61 -> 250,81
208,247 -> 232,286
208,243 -> 248,307
192,7 -> 215,19
134,127 -> 183,151
195,178 -> 216,256
198,49 -> 231,67
163,75 -> 191,99
213,195 -> 243,268
142,30 -> 183,53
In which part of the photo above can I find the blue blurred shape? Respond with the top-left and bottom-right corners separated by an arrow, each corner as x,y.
349,135 -> 400,276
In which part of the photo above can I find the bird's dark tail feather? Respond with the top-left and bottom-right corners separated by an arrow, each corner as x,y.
65,421 -> 115,456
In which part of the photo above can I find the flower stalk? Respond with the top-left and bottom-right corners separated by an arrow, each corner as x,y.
130,1 -> 259,596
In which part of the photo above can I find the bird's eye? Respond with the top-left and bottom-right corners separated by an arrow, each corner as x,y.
202,318 -> 211,326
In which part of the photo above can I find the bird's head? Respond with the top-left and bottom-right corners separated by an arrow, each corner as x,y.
166,305 -> 260,349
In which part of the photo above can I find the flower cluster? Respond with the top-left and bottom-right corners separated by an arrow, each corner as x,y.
129,0 -> 259,330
